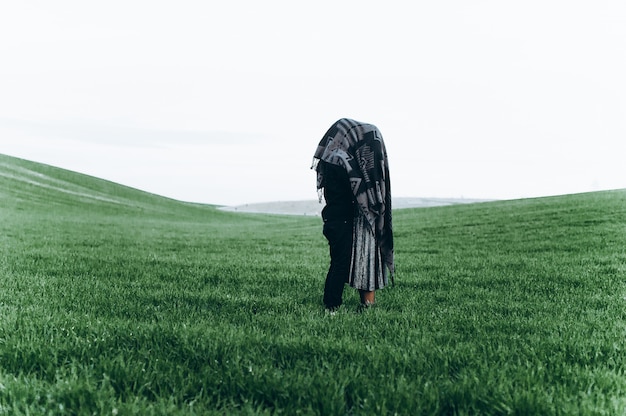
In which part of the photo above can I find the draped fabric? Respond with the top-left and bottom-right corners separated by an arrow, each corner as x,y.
350,214 -> 387,290
313,118 -> 394,289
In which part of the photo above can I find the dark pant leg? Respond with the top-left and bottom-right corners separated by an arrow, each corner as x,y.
323,219 -> 353,308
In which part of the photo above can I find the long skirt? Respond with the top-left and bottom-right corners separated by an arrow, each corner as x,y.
349,215 -> 388,291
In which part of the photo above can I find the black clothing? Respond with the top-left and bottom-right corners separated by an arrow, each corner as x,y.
320,161 -> 356,309
320,162 -> 355,221
322,219 -> 352,308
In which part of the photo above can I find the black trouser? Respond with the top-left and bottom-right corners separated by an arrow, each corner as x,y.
323,219 -> 353,309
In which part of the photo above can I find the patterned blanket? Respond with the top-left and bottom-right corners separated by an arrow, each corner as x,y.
313,118 -> 394,288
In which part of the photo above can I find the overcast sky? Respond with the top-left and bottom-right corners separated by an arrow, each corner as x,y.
1,1 -> 625,206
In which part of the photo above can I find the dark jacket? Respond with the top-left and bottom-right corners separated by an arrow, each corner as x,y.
320,161 -> 356,221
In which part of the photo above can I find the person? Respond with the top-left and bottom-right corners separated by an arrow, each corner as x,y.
312,118 -> 394,312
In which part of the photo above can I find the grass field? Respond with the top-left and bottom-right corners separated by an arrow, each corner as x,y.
1,153 -> 625,415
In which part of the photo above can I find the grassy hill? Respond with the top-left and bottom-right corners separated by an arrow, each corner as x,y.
0,153 -> 222,216
1,153 -> 625,415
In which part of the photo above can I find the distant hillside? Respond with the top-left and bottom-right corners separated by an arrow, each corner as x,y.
2,153 -> 623,221
1,153 -> 493,217
219,197 -> 494,216
0,153 -> 215,218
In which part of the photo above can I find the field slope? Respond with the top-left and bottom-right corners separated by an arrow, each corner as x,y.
1,153 -> 625,415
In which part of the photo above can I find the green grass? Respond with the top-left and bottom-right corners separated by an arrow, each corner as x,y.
1,153 -> 625,415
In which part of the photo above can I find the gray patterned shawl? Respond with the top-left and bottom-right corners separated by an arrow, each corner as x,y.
313,118 -> 394,288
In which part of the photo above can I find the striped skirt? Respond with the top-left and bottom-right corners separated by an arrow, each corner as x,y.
349,215 -> 389,291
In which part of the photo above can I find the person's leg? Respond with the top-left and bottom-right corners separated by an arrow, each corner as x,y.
359,290 -> 375,306
323,219 -> 352,310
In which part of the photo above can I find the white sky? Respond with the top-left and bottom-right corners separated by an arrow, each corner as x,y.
1,1 -> 625,206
